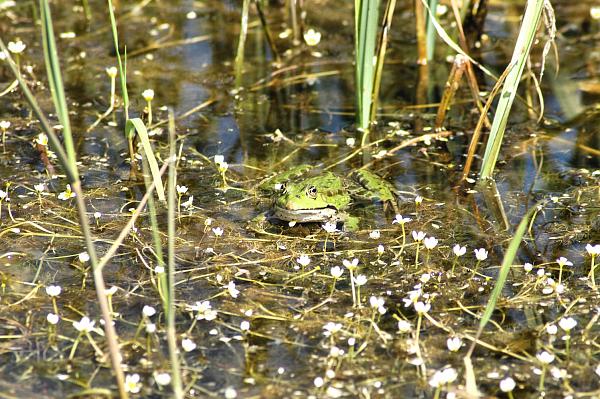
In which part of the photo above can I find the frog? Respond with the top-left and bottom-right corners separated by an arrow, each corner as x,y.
255,165 -> 400,230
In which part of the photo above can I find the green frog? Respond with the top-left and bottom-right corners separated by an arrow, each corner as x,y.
256,165 -> 400,230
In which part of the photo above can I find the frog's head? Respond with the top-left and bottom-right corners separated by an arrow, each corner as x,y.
275,172 -> 351,211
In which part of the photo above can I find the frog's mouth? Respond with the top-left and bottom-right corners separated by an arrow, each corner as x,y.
271,205 -> 339,222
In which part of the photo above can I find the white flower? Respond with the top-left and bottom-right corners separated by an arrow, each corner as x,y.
314,376 -> 324,388
94,212 -> 102,219
346,137 -> 356,147
546,324 -> 558,335
224,387 -> 238,399
105,286 -> 118,296
392,214 -> 411,225
142,89 -> 154,101
453,244 -> 466,257
142,305 -> 156,317
558,317 -> 577,332
73,316 -> 95,333
124,373 -> 141,393
34,183 -> 45,193
176,185 -> 188,194
212,227 -> 224,237
78,252 -> 90,263
155,265 -> 165,274
323,322 -> 342,336
330,266 -> 343,278
591,6 -> 600,19
499,377 -> 516,392
303,28 -> 321,46
369,230 -> 381,239
322,221 -> 338,233
412,231 -> 425,242
420,273 -> 430,284
47,313 -> 60,324
145,323 -> 156,333
181,338 -> 196,352
414,301 -> 430,314
105,66 -> 118,78
181,195 -> 194,208
536,351 -> 555,364
226,281 -> 240,298
556,257 -> 573,267
474,248 -> 488,261
57,184 -> 76,200
397,319 -> 412,333
240,320 -> 250,331
524,262 -> 533,272
45,285 -> 62,297
377,244 -> 384,254
0,120 -> 10,129
343,258 -> 359,269
596,364 -> 600,377
369,296 -> 386,314
8,40 -> 26,54
423,236 -> 438,249
353,274 -> 367,286
190,301 -> 217,321
414,195 -> 423,206
214,155 -> 225,164
36,133 -> 48,146
0,190 -> 6,200
296,254 -> 310,267
429,367 -> 457,387
153,372 -> 171,386
586,243 -> 600,256
446,336 -> 462,352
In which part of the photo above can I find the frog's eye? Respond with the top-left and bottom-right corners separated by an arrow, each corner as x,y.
307,186 -> 318,199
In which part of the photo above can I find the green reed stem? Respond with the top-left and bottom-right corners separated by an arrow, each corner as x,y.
370,0 -> 396,123
425,0 -> 438,60
166,111 -> 184,399
234,0 -> 250,88
479,0 -> 545,179
355,0 -> 380,131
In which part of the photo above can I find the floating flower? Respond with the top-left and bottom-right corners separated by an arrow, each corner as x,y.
240,320 -> 250,331
423,236 -> 438,250
189,301 -> 217,321
142,305 -> 156,317
57,184 -> 76,200
0,121 -> 10,130
73,316 -> 95,333
322,221 -> 337,233
330,266 -> 343,278
296,254 -> 310,267
393,214 -> 411,225
414,301 -> 430,314
586,243 -> 600,256
353,274 -> 367,286
369,296 -> 386,314
343,258 -> 359,269
446,336 -> 462,352
453,244 -> 466,257
142,89 -> 154,102
7,40 -> 26,54
78,252 -> 90,263
323,322 -> 342,337
499,377 -> 516,392
414,196 -> 423,206
47,313 -> 60,324
412,231 -> 425,242
536,351 -> 555,364
145,323 -> 156,333
176,185 -> 188,194
226,281 -> 239,298
303,28 -> 321,46
558,317 -> 577,332
45,285 -> 62,297
369,230 -> 381,240
124,373 -> 142,394
474,248 -> 488,261
153,372 -> 171,386
181,338 -> 196,352
397,319 -> 412,333
524,262 -> 533,272
106,66 -> 118,78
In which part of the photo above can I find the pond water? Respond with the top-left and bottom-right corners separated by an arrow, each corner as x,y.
0,0 -> 598,398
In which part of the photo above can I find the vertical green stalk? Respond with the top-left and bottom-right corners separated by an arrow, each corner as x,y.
234,0 -> 251,88
166,111 -> 183,398
479,0 -> 545,179
355,0 -> 380,131
107,0 -> 129,119
425,0 -> 438,60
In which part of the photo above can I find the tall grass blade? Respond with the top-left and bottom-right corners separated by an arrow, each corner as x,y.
125,118 -> 166,200
107,0 -> 129,119
355,0 -> 380,130
40,0 -> 76,167
425,0 -> 438,60
234,0 -> 250,88
370,0 -> 396,123
166,111 -> 184,399
463,201 -> 539,396
479,0 -> 545,179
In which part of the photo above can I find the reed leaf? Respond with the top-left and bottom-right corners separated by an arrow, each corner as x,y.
479,0 -> 545,179
107,0 -> 129,119
425,0 -> 438,60
355,0 -> 380,130
125,118 -> 166,201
